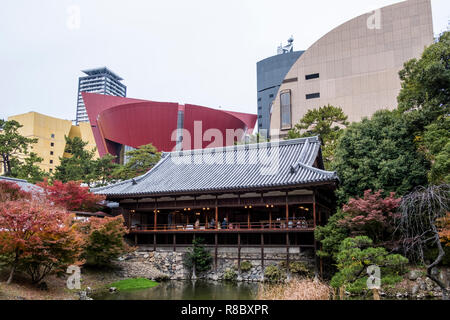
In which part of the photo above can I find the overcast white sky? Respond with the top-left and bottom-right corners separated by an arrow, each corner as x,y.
0,0 -> 449,121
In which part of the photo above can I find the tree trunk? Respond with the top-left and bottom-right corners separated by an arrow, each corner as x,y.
192,264 -> 197,280
6,251 -> 19,285
339,286 -> 345,300
372,288 -> 380,300
427,232 -> 449,300
6,264 -> 16,285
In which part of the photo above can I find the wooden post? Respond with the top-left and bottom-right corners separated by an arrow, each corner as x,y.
269,207 -> 272,229
313,190 -> 318,275
237,233 -> 241,274
247,209 -> 250,229
286,232 -> 290,275
134,234 -> 138,246
153,233 -> 156,252
215,196 -> 219,229
214,233 -> 218,271
173,234 -> 176,252
154,198 -> 158,231
285,191 -> 289,229
261,233 -> 264,270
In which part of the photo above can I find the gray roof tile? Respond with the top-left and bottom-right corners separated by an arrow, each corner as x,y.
93,136 -> 339,198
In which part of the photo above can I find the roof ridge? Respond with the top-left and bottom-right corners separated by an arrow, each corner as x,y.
163,136 -> 321,158
91,153 -> 171,192
0,176 -> 29,183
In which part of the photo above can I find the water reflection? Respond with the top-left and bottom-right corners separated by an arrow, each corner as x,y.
94,280 -> 260,300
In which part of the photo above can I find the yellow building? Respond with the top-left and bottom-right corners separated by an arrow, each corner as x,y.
5,112 -> 98,174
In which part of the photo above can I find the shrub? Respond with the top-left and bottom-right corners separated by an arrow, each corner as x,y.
279,261 -> 310,275
258,278 -> 330,300
75,215 -> 131,267
264,265 -> 286,283
223,268 -> 237,281
0,180 -> 32,202
239,261 -> 252,273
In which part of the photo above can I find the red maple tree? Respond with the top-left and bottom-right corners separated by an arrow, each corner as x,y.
38,179 -> 105,212
0,180 -> 32,202
339,190 -> 402,244
0,199 -> 83,284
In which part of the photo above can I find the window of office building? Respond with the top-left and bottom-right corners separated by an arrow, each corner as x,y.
51,133 -> 55,138
305,73 -> 320,80
50,160 -> 53,164
50,151 -> 54,156
280,90 -> 292,130
50,142 -> 54,147
306,92 -> 320,100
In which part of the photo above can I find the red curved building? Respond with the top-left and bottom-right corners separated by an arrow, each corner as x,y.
81,92 -> 257,159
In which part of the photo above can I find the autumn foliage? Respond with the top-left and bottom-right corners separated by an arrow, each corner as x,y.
0,180 -> 32,202
74,215 -> 131,267
338,190 -> 402,244
0,199 -> 83,284
438,212 -> 450,247
38,179 -> 105,212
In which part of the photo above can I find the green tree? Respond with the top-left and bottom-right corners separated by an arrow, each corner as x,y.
421,116 -> 450,184
112,144 -> 161,180
235,133 -> 269,145
286,105 -> 349,169
0,120 -> 37,176
333,110 -> 429,204
398,31 -> 450,133
315,210 -> 349,261
93,154 -> 119,186
330,236 -> 408,295
10,152 -> 48,183
184,238 -> 212,278
397,32 -> 450,186
53,136 -> 97,185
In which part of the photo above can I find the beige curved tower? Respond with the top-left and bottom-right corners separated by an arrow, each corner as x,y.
270,0 -> 434,139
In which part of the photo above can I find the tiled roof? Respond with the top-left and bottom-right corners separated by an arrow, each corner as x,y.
92,137 -> 339,198
0,176 -> 43,194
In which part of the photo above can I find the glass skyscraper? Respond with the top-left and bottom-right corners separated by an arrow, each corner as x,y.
76,67 -> 126,124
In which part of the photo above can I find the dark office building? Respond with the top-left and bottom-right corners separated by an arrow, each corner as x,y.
257,47 -> 304,138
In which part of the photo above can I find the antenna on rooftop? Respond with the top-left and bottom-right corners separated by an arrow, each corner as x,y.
277,36 -> 294,55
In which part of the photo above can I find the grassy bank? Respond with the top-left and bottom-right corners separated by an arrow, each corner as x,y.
109,278 -> 159,291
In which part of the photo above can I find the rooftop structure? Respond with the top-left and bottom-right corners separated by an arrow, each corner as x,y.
76,67 -> 126,124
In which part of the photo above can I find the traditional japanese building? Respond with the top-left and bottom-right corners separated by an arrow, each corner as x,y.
93,136 -> 339,272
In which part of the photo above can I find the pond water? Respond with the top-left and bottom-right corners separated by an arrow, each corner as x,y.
93,280 -> 260,300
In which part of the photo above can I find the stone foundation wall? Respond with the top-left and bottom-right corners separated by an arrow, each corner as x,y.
116,247 -> 315,282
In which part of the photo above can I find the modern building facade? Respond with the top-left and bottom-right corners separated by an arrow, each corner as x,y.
81,92 -> 257,162
6,112 -> 97,174
270,0 -> 434,139
76,67 -> 127,124
257,39 -> 304,138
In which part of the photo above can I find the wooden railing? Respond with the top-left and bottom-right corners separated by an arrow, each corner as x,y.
130,220 -> 313,232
